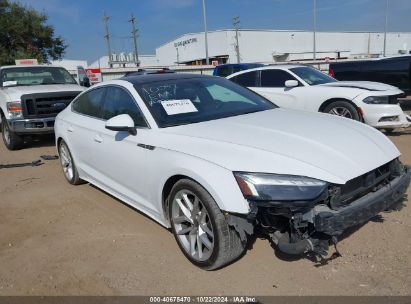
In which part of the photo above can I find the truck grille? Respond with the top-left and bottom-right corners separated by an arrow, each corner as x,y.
21,91 -> 81,118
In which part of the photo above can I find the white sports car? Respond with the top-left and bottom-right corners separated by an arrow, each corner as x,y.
227,65 -> 411,130
55,73 -> 410,269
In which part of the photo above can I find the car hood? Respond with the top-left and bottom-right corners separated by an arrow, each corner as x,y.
4,84 -> 84,100
319,81 -> 400,92
156,109 -> 400,184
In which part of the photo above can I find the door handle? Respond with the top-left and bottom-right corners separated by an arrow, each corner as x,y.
67,126 -> 74,133
94,135 -> 103,143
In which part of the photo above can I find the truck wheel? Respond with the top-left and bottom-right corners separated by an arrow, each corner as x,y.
169,179 -> 245,270
323,101 -> 360,121
58,140 -> 83,185
1,120 -> 24,150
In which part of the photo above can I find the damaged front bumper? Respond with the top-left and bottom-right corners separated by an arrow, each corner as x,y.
313,166 -> 410,235
227,163 -> 410,260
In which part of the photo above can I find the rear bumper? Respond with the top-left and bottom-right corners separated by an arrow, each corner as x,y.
314,166 -> 411,235
8,118 -> 55,134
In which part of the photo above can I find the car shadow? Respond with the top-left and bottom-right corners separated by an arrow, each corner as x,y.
23,134 -> 56,148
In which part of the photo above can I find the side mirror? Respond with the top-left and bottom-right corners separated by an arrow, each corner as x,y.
285,80 -> 299,88
80,76 -> 91,88
105,114 -> 137,136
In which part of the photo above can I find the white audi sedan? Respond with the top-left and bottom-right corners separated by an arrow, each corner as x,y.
55,73 -> 410,269
227,65 -> 411,131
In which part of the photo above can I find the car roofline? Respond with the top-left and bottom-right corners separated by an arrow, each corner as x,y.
226,64 -> 308,79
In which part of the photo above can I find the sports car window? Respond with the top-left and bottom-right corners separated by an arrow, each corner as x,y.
135,77 -> 276,128
101,86 -> 147,127
289,66 -> 337,85
260,70 -> 299,87
72,88 -> 106,118
230,71 -> 258,87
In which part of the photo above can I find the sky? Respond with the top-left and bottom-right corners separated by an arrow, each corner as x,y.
13,0 -> 411,64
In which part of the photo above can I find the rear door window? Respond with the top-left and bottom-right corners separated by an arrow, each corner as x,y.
230,71 -> 259,87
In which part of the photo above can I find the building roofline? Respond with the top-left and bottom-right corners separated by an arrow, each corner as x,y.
157,28 -> 411,49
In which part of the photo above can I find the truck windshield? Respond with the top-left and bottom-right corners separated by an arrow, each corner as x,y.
290,66 -> 337,85
135,77 -> 276,128
1,66 -> 77,87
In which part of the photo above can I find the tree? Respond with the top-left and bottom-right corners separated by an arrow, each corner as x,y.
0,0 -> 67,65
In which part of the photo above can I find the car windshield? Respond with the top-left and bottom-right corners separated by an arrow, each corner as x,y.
1,66 -> 77,86
135,77 -> 276,128
290,66 -> 337,85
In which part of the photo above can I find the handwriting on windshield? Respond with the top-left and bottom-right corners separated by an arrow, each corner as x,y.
142,84 -> 177,106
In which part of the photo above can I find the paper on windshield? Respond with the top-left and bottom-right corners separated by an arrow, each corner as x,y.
161,99 -> 198,115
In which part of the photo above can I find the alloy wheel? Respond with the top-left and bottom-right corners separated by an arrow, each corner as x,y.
328,106 -> 353,119
59,143 -> 74,181
171,189 -> 215,262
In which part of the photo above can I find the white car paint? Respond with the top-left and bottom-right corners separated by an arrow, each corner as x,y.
54,78 -> 400,229
227,65 -> 411,130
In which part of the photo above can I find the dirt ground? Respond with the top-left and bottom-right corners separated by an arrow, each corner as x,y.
0,127 -> 411,296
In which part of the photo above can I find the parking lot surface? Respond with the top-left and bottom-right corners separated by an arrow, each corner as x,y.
1,130 -> 411,296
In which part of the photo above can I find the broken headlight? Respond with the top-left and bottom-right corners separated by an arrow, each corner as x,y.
234,172 -> 328,201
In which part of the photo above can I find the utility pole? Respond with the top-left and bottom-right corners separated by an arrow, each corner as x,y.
383,0 -> 388,57
129,13 -> 140,66
202,0 -> 209,65
103,11 -> 113,68
313,0 -> 317,60
233,16 -> 240,63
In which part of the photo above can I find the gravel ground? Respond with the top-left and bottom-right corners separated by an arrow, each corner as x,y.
0,127 -> 411,296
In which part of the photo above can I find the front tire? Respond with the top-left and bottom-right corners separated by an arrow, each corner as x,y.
323,100 -> 360,121
58,140 -> 83,185
168,179 -> 245,270
1,119 -> 24,150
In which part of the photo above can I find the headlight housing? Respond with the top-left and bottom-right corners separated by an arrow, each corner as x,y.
6,101 -> 23,118
234,172 -> 328,201
363,96 -> 390,104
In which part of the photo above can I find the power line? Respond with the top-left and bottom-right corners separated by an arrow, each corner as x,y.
233,16 -> 241,63
103,11 -> 113,67
129,13 -> 140,67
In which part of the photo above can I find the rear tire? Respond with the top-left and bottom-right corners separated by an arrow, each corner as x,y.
1,119 -> 24,150
323,101 -> 360,121
58,140 -> 83,185
168,179 -> 245,270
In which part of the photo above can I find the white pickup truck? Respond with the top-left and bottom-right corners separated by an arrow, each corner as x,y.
0,65 -> 86,150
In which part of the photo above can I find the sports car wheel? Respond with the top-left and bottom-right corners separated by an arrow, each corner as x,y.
58,140 -> 83,185
324,101 -> 360,121
169,179 -> 245,270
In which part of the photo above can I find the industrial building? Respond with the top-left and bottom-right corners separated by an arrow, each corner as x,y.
156,29 -> 411,65
90,29 -> 411,68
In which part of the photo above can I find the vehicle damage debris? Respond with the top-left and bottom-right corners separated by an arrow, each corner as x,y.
40,155 -> 59,160
228,160 -> 410,265
0,159 -> 42,169
0,155 -> 58,169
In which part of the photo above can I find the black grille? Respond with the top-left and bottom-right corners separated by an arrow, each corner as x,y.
329,160 -> 399,210
21,91 -> 81,118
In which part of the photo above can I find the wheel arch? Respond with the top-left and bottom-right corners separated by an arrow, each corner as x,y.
159,166 -> 248,227
318,98 -> 364,121
161,174 -> 192,225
